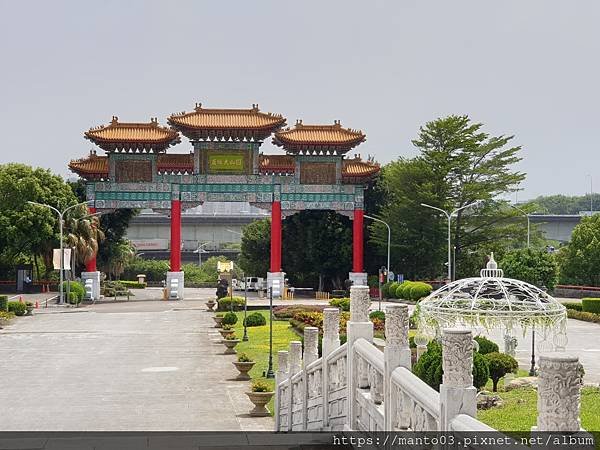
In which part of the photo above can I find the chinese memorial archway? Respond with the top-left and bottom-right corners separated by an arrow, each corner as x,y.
69,103 -> 380,299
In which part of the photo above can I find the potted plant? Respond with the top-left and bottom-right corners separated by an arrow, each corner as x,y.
213,313 -> 224,328
25,301 -> 34,316
221,333 -> 240,354
219,324 -> 236,339
246,380 -> 274,416
206,298 -> 216,311
232,352 -> 255,380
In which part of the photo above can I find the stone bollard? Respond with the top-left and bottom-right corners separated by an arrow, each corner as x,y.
384,304 -> 410,430
322,308 -> 341,359
287,340 -> 303,431
275,350 -> 289,431
347,285 -> 373,430
535,353 -> 581,432
303,327 -> 319,368
439,328 -> 477,431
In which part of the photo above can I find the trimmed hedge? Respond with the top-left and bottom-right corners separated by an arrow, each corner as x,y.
329,298 -> 350,311
68,292 -> 82,305
222,311 -> 238,325
395,281 -> 413,299
119,280 -> 147,289
8,301 -> 27,316
0,295 -> 7,312
244,312 -> 266,327
381,282 -> 392,298
388,282 -> 400,299
563,302 -> 583,311
369,310 -> 385,321
217,296 -> 246,311
582,298 -> 600,314
62,281 -> 85,301
408,282 -> 433,301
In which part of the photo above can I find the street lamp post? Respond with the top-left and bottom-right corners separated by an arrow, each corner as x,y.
364,215 -> 390,277
510,204 -> 530,248
242,271 -> 249,341
420,201 -> 481,281
28,200 -> 92,304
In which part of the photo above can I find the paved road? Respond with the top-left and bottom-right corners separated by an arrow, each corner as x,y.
0,296 -> 274,431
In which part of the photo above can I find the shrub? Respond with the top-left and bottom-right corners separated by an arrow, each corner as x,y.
388,282 -> 400,299
484,352 -> 518,392
395,281 -> 413,299
251,380 -> 271,392
563,302 -> 582,312
217,296 -> 246,311
474,336 -> 499,355
582,298 -> 600,314
8,301 -> 27,316
567,309 -> 600,324
244,312 -> 266,327
0,310 -> 15,322
238,352 -> 252,362
367,275 -> 379,288
62,281 -> 85,301
369,310 -> 385,321
329,298 -> 350,311
222,312 -> 238,325
408,282 -> 433,301
381,282 -> 392,298
0,295 -> 7,312
273,305 -> 324,319
68,292 -> 82,305
413,340 -> 489,391
224,333 -> 238,340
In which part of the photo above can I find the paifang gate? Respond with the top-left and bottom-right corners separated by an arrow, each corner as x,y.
69,103 -> 380,299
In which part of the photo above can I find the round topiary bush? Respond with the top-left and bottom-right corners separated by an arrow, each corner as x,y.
413,340 -> 489,391
68,292 -> 82,305
222,311 -> 238,326
395,281 -> 412,299
244,312 -> 266,327
7,301 -> 27,316
408,282 -> 433,301
484,352 -> 518,391
62,281 -> 85,301
381,282 -> 392,298
388,282 -> 400,299
474,336 -> 499,355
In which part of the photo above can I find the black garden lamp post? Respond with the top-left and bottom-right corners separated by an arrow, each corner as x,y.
242,271 -> 248,341
266,287 -> 275,378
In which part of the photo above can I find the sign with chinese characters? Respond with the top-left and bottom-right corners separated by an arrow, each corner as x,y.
115,160 -> 153,183
208,153 -> 245,173
300,162 -> 336,184
218,260 -> 234,272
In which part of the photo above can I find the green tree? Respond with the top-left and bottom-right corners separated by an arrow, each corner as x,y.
558,215 -> 600,286
64,206 -> 105,274
484,352 -> 518,392
500,247 -> 558,289
238,219 -> 271,278
104,240 -> 135,280
0,164 -> 78,278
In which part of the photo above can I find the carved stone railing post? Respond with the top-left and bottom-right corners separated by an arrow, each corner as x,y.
275,350 -> 289,431
384,304 -> 410,430
347,285 -> 373,430
535,353 -> 582,432
287,341 -> 303,431
302,327 -> 319,430
322,307 -> 340,430
323,308 -> 341,359
439,328 -> 477,431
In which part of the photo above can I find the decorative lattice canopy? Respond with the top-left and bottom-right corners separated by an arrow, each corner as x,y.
416,254 -> 567,339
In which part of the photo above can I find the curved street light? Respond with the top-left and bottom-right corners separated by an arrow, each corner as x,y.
364,215 -> 391,278
420,201 -> 481,281
28,200 -> 93,304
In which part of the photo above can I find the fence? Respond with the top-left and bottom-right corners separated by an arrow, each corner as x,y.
275,285 -> 587,437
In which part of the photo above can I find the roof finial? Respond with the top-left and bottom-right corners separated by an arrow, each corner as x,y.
195,102 -> 202,111
296,119 -> 303,127
480,253 -> 503,278
111,116 -> 118,124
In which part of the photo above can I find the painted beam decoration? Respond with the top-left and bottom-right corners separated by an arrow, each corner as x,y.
70,103 -> 379,213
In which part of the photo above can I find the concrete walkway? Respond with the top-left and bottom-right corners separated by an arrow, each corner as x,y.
0,297 -> 274,431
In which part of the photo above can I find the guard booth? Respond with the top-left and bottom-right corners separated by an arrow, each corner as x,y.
15,264 -> 33,293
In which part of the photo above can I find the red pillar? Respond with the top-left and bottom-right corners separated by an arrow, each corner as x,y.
170,200 -> 182,272
353,208 -> 364,273
85,206 -> 97,272
270,201 -> 282,273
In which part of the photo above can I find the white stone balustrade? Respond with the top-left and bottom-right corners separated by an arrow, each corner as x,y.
274,293 -> 585,436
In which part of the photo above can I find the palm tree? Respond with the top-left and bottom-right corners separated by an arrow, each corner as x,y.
64,206 -> 105,274
107,240 -> 135,280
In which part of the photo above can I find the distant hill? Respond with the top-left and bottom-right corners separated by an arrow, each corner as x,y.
529,194 -> 600,215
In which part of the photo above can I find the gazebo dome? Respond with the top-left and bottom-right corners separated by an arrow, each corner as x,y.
416,254 -> 567,345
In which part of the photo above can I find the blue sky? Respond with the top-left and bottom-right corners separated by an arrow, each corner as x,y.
0,0 -> 598,199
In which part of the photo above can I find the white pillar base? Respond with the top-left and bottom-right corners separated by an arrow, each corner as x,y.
166,271 -> 185,300
267,272 -> 286,299
81,271 -> 101,301
348,272 -> 368,286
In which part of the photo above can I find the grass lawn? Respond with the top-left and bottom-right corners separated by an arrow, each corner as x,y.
478,385 -> 600,432
230,310 -> 299,414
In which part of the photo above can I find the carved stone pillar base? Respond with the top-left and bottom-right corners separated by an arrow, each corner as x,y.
81,271 -> 100,301
166,271 -> 184,300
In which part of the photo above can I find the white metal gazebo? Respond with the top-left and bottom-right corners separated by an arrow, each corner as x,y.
416,254 -> 568,353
